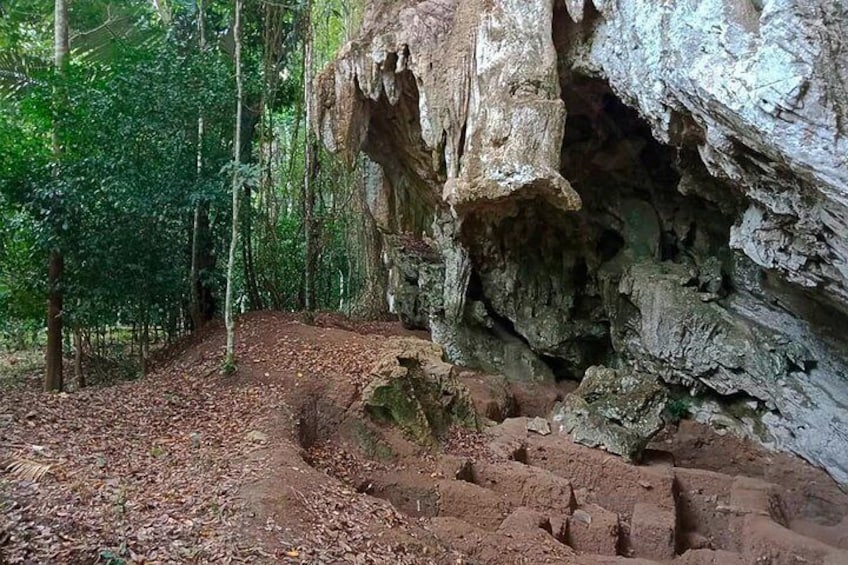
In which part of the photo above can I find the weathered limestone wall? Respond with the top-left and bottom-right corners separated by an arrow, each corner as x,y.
316,0 -> 848,484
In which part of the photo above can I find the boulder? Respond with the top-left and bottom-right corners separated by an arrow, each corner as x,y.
552,365 -> 667,462
362,338 -> 478,445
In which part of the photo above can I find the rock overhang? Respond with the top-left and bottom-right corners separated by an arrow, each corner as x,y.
316,0 -> 848,484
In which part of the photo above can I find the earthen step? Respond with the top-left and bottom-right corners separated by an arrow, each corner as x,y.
675,549 -> 745,564
673,467 -> 735,551
429,513 -> 663,565
487,419 -> 676,515
789,515 -> 848,550
498,506 -> 555,536
630,502 -> 676,560
428,515 -> 577,564
565,503 -> 621,556
673,467 -> 790,553
436,478 -> 511,530
359,469 -> 439,519
728,475 -> 787,524
473,460 -> 577,517
742,514 -> 848,565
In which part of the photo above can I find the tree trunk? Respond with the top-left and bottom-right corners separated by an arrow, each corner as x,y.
354,160 -> 390,319
138,316 -> 146,375
45,251 -> 64,390
189,193 -> 204,330
241,183 -> 263,310
141,318 -> 150,375
224,0 -> 243,371
45,0 -> 69,392
303,0 -> 318,312
73,327 -> 84,388
190,0 -> 210,331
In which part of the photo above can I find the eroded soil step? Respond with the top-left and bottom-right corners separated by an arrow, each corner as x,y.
741,515 -> 848,565
487,418 -> 676,516
472,459 -> 577,517
427,513 -> 664,565
329,406 -> 848,565
484,417 -> 848,563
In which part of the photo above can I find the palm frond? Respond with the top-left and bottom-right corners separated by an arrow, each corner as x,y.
0,51 -> 49,99
72,5 -> 165,64
2,457 -> 52,482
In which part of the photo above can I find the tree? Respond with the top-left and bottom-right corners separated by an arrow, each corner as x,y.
302,0 -> 317,312
190,0 -> 209,331
1,0 -> 383,377
223,0 -> 242,372
44,0 -> 68,392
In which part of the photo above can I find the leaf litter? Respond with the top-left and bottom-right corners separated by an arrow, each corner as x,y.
0,312 -> 444,564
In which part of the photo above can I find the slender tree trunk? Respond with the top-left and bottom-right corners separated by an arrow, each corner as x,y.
45,252 -> 63,390
224,0 -> 243,370
303,0 -> 318,312
241,174 -> 262,310
73,327 -> 84,388
141,317 -> 150,375
45,0 -> 69,392
235,98 -> 261,312
190,0 -> 207,331
189,196 -> 203,329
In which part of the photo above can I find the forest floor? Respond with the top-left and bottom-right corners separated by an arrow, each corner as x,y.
1,311 -> 847,564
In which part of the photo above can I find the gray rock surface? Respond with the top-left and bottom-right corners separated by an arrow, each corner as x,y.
552,365 -> 667,462
316,0 -> 848,483
526,417 -> 552,436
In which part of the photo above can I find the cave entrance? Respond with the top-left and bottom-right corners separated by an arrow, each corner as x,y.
556,70 -> 735,266
559,74 -> 680,200
460,68 -> 737,383
361,66 -> 441,236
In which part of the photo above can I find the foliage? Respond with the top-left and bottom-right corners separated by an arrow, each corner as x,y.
220,357 -> 236,376
2,458 -> 52,482
0,0 -> 372,375
97,549 -> 127,565
665,397 -> 691,423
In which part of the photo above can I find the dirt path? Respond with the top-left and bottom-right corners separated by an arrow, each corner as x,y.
2,312 -> 847,564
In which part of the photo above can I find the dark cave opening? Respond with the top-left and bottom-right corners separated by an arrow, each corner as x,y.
462,199 -> 615,382
597,229 -> 625,262
556,70 -> 738,276
465,269 -> 531,347
459,67 -> 743,383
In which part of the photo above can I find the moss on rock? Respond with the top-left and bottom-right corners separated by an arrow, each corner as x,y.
362,338 -> 479,446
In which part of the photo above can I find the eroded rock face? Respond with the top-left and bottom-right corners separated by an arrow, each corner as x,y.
317,0 -> 848,484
